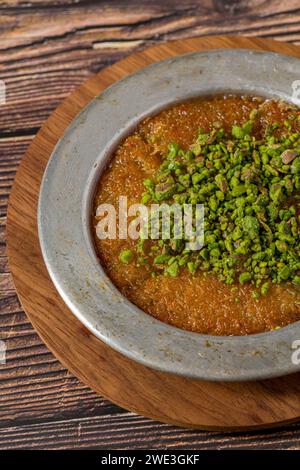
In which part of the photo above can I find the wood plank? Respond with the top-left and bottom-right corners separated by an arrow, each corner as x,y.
2,1 -> 300,134
2,0 -> 300,53
0,413 -> 300,450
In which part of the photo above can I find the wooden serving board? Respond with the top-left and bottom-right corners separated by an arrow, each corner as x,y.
7,36 -> 300,431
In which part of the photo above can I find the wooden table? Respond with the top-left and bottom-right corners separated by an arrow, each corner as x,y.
1,0 -> 300,450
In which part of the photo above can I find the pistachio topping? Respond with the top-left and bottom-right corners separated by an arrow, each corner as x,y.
121,109 -> 300,294
119,249 -> 133,264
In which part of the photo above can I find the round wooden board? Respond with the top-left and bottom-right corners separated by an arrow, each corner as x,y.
7,36 -> 300,431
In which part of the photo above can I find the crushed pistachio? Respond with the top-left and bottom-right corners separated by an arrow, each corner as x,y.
119,249 -> 133,264
121,109 -> 300,294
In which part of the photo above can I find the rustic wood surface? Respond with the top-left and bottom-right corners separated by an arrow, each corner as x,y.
7,34 -> 300,436
3,0 -> 300,450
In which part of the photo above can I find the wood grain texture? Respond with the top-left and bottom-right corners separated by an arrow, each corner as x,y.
3,0 -> 300,450
6,35 -> 300,436
1,414 -> 300,450
2,0 -> 300,135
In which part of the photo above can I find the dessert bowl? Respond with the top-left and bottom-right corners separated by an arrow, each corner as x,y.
38,48 -> 300,381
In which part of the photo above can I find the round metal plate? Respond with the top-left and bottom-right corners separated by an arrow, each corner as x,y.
38,49 -> 300,381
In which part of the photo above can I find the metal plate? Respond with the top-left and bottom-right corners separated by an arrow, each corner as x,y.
38,49 -> 300,381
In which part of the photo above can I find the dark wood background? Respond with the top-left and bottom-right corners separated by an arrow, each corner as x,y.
2,0 -> 300,450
